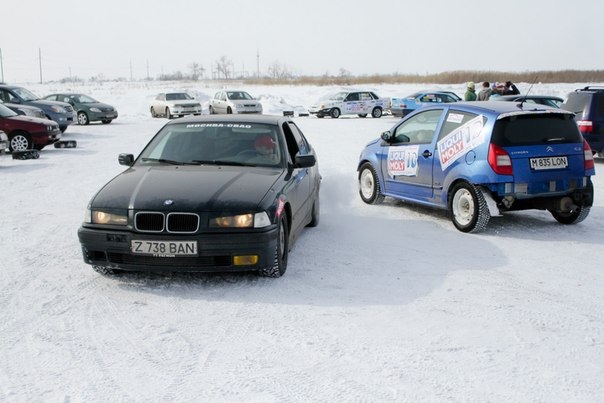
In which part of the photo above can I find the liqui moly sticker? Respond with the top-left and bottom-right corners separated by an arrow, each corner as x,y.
387,145 -> 419,177
437,115 -> 484,170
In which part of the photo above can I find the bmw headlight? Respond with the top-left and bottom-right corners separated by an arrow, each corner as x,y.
209,212 -> 270,228
88,209 -> 128,225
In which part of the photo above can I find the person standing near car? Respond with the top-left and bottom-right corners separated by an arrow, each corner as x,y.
477,81 -> 493,101
502,81 -> 520,95
464,82 -> 477,101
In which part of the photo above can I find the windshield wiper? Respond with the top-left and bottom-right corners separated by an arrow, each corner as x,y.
141,157 -> 184,165
191,159 -> 248,166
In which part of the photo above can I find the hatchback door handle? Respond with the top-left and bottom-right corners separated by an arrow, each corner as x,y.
422,150 -> 433,158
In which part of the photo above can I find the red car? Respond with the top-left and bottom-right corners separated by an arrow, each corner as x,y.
0,103 -> 61,151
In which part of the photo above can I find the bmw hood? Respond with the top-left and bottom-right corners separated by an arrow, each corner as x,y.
91,165 -> 282,212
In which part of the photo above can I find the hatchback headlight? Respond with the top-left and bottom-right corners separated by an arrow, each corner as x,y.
90,107 -> 102,113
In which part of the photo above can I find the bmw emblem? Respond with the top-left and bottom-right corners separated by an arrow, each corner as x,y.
163,199 -> 174,206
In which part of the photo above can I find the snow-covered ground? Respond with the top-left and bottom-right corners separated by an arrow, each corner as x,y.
1,81 -> 603,402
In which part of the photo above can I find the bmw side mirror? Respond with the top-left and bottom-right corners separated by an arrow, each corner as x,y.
294,154 -> 316,168
118,153 -> 134,166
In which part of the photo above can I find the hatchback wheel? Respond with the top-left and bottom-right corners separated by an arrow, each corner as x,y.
549,206 -> 591,224
77,111 -> 89,125
449,182 -> 490,233
9,132 -> 32,152
358,163 -> 384,204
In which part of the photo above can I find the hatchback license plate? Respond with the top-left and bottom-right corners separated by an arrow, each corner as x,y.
131,240 -> 197,256
529,156 -> 568,170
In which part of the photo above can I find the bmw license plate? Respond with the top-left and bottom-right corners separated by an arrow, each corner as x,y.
529,156 -> 568,170
131,240 -> 197,256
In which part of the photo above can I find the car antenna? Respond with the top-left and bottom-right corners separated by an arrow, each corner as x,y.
517,76 -> 538,109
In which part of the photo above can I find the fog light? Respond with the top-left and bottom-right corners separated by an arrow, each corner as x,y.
233,255 -> 258,266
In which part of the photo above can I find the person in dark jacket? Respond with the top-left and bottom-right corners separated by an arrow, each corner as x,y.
502,81 -> 520,95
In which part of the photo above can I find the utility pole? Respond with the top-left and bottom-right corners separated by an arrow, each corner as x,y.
146,59 -> 150,80
130,60 -> 133,81
256,49 -> 260,78
0,48 -> 4,82
38,48 -> 43,84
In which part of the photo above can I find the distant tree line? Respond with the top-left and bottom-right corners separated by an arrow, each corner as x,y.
55,61 -> 604,85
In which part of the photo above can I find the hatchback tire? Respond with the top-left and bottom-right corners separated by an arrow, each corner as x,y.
549,206 -> 591,224
449,182 -> 490,233
358,163 -> 385,204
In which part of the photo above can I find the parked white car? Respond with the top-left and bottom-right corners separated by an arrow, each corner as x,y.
209,90 -> 262,115
150,92 -> 202,119
308,90 -> 391,118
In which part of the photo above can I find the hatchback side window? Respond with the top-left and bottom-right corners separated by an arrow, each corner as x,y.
438,110 -> 483,142
392,109 -> 443,145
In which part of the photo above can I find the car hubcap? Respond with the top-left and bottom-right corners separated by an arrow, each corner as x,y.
11,136 -> 28,151
360,170 -> 375,199
453,189 -> 474,225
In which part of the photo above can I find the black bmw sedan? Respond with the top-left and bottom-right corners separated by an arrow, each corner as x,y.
78,115 -> 321,278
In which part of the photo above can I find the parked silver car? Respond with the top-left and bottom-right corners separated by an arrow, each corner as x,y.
0,130 -> 8,154
209,90 -> 263,115
150,92 -> 202,119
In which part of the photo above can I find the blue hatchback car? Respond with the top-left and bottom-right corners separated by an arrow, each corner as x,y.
357,101 -> 595,232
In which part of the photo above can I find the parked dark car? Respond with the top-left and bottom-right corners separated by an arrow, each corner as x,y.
78,114 -> 321,278
0,100 -> 46,118
358,101 -> 595,232
43,93 -> 118,125
493,94 -> 564,108
0,84 -> 75,132
560,86 -> 604,155
0,103 -> 61,151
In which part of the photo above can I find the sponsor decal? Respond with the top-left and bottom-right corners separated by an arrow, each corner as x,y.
387,145 -> 419,177
186,123 -> 252,129
437,115 -> 484,170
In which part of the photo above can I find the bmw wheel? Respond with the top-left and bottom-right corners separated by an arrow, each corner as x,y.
358,163 -> 385,204
9,132 -> 32,152
259,214 -> 289,278
77,111 -> 89,125
449,182 -> 490,233
330,108 -> 340,118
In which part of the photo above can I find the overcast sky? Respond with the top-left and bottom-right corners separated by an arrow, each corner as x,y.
2,0 -> 602,83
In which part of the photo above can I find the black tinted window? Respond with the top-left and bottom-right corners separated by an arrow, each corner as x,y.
491,114 -> 582,146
